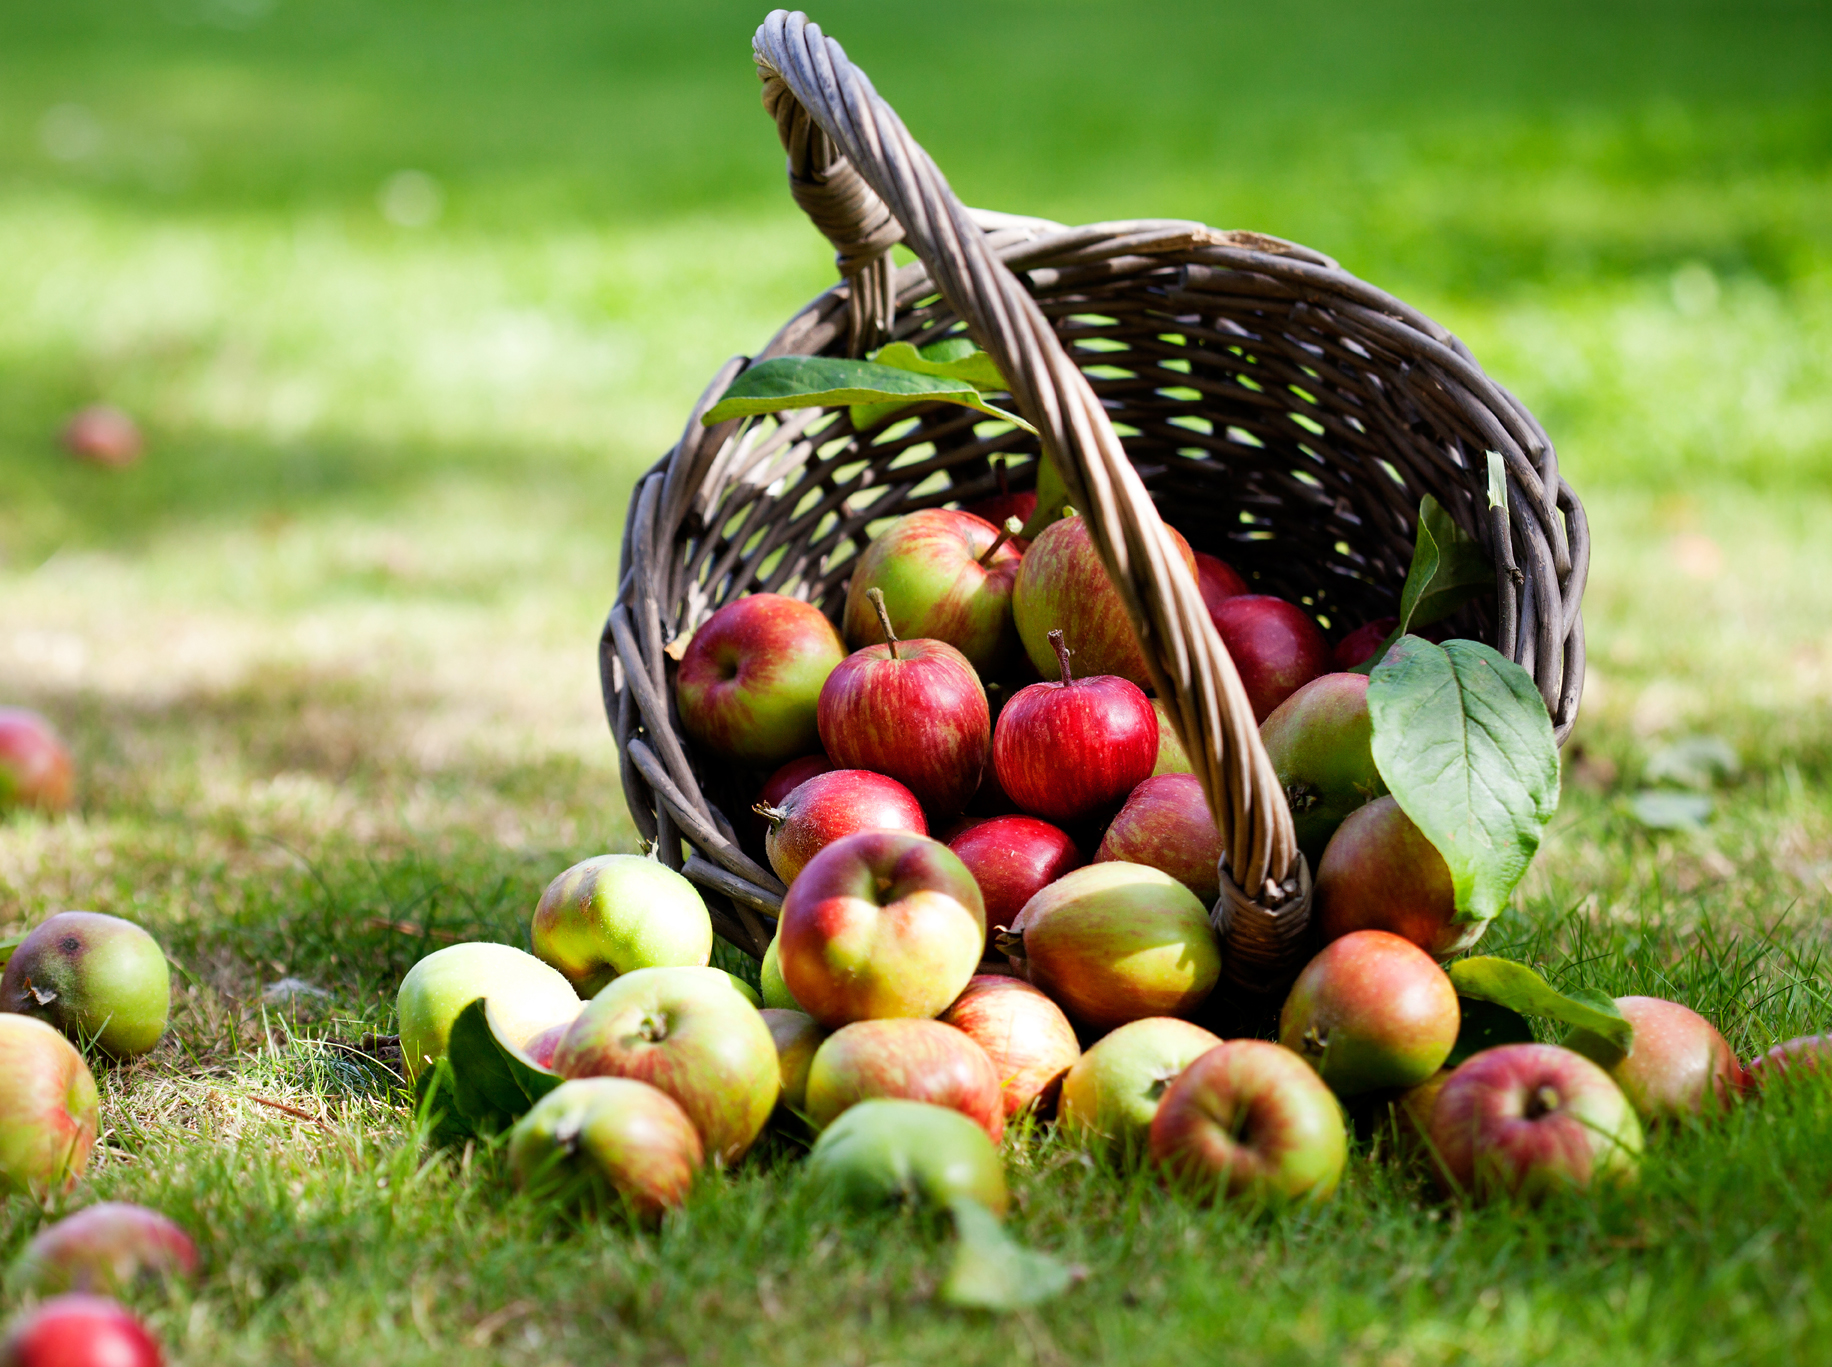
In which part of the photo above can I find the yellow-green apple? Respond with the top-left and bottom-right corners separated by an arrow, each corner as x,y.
1149,1039 -> 1348,1203
0,1015 -> 98,1196
553,966 -> 779,1164
1260,672 -> 1387,862
1002,863 -> 1219,1031
1278,931 -> 1459,1096
762,1008 -> 823,1114
1012,513 -> 1197,687
1428,1043 -> 1643,1202
1058,1016 -> 1221,1155
395,942 -> 581,1085
945,815 -> 1082,953
1,1295 -> 161,1367
506,1077 -> 701,1219
806,1098 -> 1007,1214
940,975 -> 1080,1118
674,593 -> 847,768
842,508 -> 1024,674
805,1018 -> 1003,1141
1745,1034 -> 1832,1091
992,631 -> 1157,824
758,769 -> 928,884
9,1204 -> 197,1295
1314,796 -> 1475,958
0,709 -> 75,814
817,593 -> 991,815
1211,595 -> 1331,722
1193,551 -> 1247,622
61,404 -> 143,466
530,855 -> 713,997
1,912 -> 170,1058
776,830 -> 985,1027
1332,616 -> 1398,670
1094,774 -> 1223,905
1589,996 -> 1741,1120
759,936 -> 803,1011
1149,699 -> 1194,777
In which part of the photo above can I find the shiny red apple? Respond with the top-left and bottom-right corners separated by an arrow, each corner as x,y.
1211,595 -> 1330,722
674,593 -> 847,767
804,1017 -> 1004,1141
745,752 -> 835,850
1332,616 -> 1398,670
940,975 -> 1081,1118
1193,551 -> 1247,621
1,1295 -> 161,1367
756,768 -> 928,884
1094,773 -> 1223,905
946,814 -> 1083,952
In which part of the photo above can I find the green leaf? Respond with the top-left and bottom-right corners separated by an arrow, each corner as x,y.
1626,789 -> 1714,831
445,997 -> 524,1135
872,338 -> 1008,391
1368,637 -> 1560,923
1018,453 -> 1071,541
1445,997 -> 1536,1068
1448,957 -> 1633,1056
700,356 -> 1035,434
938,1197 -> 1075,1311
0,931 -> 23,970
484,999 -> 563,1108
1353,496 -> 1494,674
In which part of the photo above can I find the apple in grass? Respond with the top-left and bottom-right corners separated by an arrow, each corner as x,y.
762,1008 -> 824,1114
1333,617 -> 1398,670
2,1296 -> 162,1367
804,1018 -> 1004,1141
1211,595 -> 1331,722
776,830 -> 986,1027
818,590 -> 990,815
1260,672 -> 1387,864
1193,551 -> 1247,620
1277,931 -> 1460,1097
0,1016 -> 99,1197
1584,996 -> 1741,1118
1428,1043 -> 1643,1202
1745,1035 -> 1832,1090
807,1098 -> 1007,1215
396,942 -> 582,1086
1058,1016 -> 1221,1156
674,593 -> 847,768
530,855 -> 713,998
1094,774 -> 1223,905
941,975 -> 1080,1119
841,508 -> 1025,675
0,709 -> 75,813
1149,1039 -> 1348,1203
1314,796 -> 1476,959
946,815 -> 1082,953
9,1204 -> 198,1296
756,768 -> 928,884
1,912 -> 171,1059
992,630 -> 1157,824
506,1077 -> 702,1219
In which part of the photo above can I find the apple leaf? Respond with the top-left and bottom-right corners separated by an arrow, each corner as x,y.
872,338 -> 1008,390
1353,495 -> 1494,674
938,1197 -> 1076,1311
1017,452 -> 1071,542
1444,996 -> 1536,1068
701,356 -> 1036,435
1368,636 -> 1560,924
0,931 -> 23,970
445,997 -> 526,1135
484,999 -> 564,1108
1447,957 -> 1633,1057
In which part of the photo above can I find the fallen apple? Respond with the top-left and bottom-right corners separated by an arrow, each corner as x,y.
940,975 -> 1080,1118
761,1008 -> 824,1114
1742,1034 -> 1831,1091
674,592 -> 848,767
806,1098 -> 1007,1215
1313,796 -> 1475,959
8,1203 -> 198,1295
506,1077 -> 702,1219
1058,1016 -> 1221,1156
1211,595 -> 1330,722
1,912 -> 169,1060
1597,995 -> 1741,1120
757,768 -> 928,884
1277,930 -> 1460,1097
0,709 -> 75,814
61,404 -> 144,467
1,1295 -> 161,1367
1094,773 -> 1224,905
530,854 -> 714,998
805,1017 -> 1004,1140
1259,672 -> 1386,863
395,942 -> 582,1085
0,1015 -> 99,1197
945,814 -> 1082,954
841,508 -> 1024,675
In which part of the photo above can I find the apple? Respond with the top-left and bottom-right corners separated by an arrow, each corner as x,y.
1428,1043 -> 1643,1202
553,965 -> 779,1164
1592,996 -> 1741,1120
757,768 -> 928,884
9,1203 -> 198,1295
674,593 -> 848,768
1745,1034 -> 1832,1091
506,1077 -> 702,1219
0,709 -> 75,813
759,936 -> 803,1011
1211,595 -> 1331,722
940,975 -> 1080,1118
1011,512 -> 1197,687
1149,1039 -> 1348,1203
1277,930 -> 1460,1097
817,591 -> 991,814
1259,672 -> 1387,863
1313,796 -> 1476,959
1058,1016 -> 1221,1156
1150,699 -> 1194,777
806,1098 -> 1007,1215
841,508 -> 1024,675
1094,774 -> 1223,905
1,911 -> 170,1059
1,1295 -> 161,1367
61,404 -> 144,467
1193,551 -> 1247,621
776,830 -> 985,1027
1389,1067 -> 1454,1162
0,1016 -> 98,1197
530,854 -> 713,997
805,1017 -> 1004,1141
946,815 -> 1083,953
746,752 -> 835,850
991,631 -> 1157,824
960,455 -> 1037,544
1332,617 -> 1398,670
395,942 -> 582,1085
762,1008 -> 824,1114
1004,863 -> 1220,1032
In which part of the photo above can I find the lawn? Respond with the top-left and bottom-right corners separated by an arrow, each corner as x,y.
3,1 -> 1832,1362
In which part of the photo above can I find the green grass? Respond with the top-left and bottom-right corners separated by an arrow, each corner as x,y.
3,1 -> 1832,1362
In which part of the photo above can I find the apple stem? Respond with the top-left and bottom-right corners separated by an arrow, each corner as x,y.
751,802 -> 787,829
993,454 -> 1010,498
1048,629 -> 1075,686
976,517 -> 1023,566
867,587 -> 901,659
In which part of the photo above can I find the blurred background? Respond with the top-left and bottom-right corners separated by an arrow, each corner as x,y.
2,1 -> 1828,954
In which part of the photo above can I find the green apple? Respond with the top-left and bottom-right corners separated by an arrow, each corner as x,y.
1259,672 -> 1386,863
759,935 -> 804,1011
395,942 -> 582,1085
530,855 -> 713,997
807,1098 -> 1007,1214
1059,1016 -> 1221,1157
0,911 -> 170,1058
0,1014 -> 99,1196
507,1077 -> 703,1220
761,1008 -> 824,1113
1150,699 -> 1194,777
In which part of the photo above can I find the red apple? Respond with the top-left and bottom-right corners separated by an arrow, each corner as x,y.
756,768 -> 928,885
0,709 -> 75,814
674,593 -> 848,768
1005,863 -> 1219,1032
1332,617 -> 1398,670
1,1296 -> 161,1367
1428,1043 -> 1644,1202
9,1204 -> 198,1295
960,456 -> 1037,545
777,830 -> 986,1027
0,1015 -> 99,1196
804,1017 -> 1004,1141
1011,511 -> 1198,687
1211,595 -> 1330,722
1743,1034 -> 1831,1091
1094,773 -> 1223,905
761,1008 -> 824,1114
506,1077 -> 702,1219
1059,1017 -> 1222,1155
61,405 -> 144,467
746,752 -> 835,850
842,508 -> 1024,674
1193,551 -> 1248,621
1260,672 -> 1386,863
817,592 -> 990,815
991,630 -> 1157,824
1277,931 -> 1460,1097
946,815 -> 1083,953
1314,796 -> 1477,959
1149,1040 -> 1349,1203
1597,996 -> 1741,1120
940,975 -> 1081,1118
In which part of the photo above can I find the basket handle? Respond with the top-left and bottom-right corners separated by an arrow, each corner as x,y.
753,10 -> 1301,901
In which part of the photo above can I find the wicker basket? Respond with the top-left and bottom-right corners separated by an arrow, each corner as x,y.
603,11 -> 1588,996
